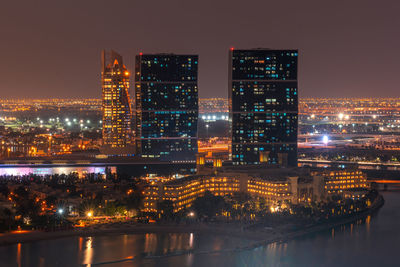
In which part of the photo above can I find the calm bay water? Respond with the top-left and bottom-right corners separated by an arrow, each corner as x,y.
1,189 -> 400,267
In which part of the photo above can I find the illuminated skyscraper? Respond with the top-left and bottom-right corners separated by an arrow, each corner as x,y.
101,50 -> 133,150
135,54 -> 198,162
229,49 -> 298,166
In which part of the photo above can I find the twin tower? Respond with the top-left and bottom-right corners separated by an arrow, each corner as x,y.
101,49 -> 298,167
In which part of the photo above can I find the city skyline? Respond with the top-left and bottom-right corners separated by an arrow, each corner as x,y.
0,0 -> 399,99
0,1 -> 398,266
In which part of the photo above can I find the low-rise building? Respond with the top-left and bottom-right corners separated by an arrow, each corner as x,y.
313,169 -> 368,194
144,165 -> 329,213
143,163 -> 371,214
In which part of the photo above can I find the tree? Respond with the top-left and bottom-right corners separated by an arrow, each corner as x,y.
158,200 -> 174,221
15,195 -> 41,222
0,208 -> 14,232
124,190 -> 142,212
192,191 -> 225,220
0,184 -> 9,197
45,195 -> 58,207
14,186 -> 29,199
104,201 -> 126,216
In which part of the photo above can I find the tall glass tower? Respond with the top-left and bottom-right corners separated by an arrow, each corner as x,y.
135,54 -> 198,162
229,49 -> 298,166
101,50 -> 133,149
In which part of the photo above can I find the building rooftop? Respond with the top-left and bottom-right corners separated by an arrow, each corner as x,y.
164,166 -> 311,186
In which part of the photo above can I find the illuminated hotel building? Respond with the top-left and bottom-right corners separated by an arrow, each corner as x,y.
144,163 -> 318,213
142,166 -> 370,213
313,169 -> 368,194
143,176 -> 241,213
101,50 -> 133,149
229,49 -> 298,166
135,54 -> 198,162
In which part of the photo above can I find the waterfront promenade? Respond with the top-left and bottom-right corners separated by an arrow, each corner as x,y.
0,194 -> 385,259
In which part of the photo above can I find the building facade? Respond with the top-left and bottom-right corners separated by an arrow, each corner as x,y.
101,50 -> 133,150
143,176 -> 241,213
135,54 -> 198,162
313,169 -> 368,194
229,49 -> 298,166
142,166 -> 369,214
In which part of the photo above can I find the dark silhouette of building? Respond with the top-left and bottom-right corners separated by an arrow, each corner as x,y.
229,49 -> 298,166
135,54 -> 198,162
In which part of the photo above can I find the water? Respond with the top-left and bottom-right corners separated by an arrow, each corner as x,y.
1,189 -> 399,267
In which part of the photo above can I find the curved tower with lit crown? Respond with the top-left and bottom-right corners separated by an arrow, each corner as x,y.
101,50 -> 133,151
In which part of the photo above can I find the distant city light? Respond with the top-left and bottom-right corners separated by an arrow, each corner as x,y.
200,114 -> 229,121
323,135 -> 329,145
338,113 -> 344,120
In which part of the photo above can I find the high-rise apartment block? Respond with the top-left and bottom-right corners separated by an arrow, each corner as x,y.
135,54 -> 198,162
229,49 -> 298,166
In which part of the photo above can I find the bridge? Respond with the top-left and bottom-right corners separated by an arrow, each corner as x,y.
369,180 -> 400,184
298,159 -> 400,170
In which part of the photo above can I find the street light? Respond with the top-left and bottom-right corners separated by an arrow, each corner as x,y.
58,208 -> 64,215
87,211 -> 93,218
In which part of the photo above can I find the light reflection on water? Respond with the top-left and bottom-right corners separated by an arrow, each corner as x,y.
16,243 -> 21,267
1,190 -> 400,267
83,237 -> 93,266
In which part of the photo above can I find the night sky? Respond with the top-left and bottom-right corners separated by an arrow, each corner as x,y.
0,0 -> 398,99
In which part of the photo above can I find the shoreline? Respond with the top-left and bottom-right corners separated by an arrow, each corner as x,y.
0,195 -> 385,253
